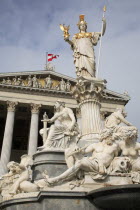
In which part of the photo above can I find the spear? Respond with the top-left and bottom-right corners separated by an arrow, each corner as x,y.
44,52 -> 48,70
96,6 -> 106,78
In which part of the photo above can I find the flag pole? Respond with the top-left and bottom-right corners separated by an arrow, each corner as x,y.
45,52 -> 48,70
96,6 -> 106,78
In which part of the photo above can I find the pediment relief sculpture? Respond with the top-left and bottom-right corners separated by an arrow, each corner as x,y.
0,75 -> 72,92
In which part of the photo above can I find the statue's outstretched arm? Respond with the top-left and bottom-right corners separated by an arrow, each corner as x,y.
2,171 -> 13,177
84,144 -> 95,153
67,144 -> 92,157
118,114 -> 132,126
64,37 -> 74,48
49,112 -> 62,123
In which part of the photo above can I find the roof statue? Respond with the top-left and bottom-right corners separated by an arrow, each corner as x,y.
45,62 -> 55,71
60,14 -> 106,79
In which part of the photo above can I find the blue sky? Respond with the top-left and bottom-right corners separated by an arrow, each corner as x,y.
0,0 -> 140,132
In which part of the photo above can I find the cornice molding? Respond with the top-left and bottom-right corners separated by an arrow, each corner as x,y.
0,83 -> 72,96
0,83 -> 130,103
0,70 -> 76,82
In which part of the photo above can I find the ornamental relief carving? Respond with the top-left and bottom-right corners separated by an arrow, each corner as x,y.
0,75 -> 72,92
72,78 -> 106,103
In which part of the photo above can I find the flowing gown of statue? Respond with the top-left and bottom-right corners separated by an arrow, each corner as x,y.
46,123 -> 69,148
40,107 -> 78,149
72,32 -> 100,77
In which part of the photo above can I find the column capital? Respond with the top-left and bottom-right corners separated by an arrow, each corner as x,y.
72,78 -> 106,104
31,103 -> 41,114
7,101 -> 18,112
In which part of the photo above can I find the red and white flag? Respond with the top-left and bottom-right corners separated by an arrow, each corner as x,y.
48,54 -> 59,62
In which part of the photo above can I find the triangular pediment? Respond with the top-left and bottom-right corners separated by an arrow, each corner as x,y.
102,89 -> 130,103
0,70 -> 130,104
0,70 -> 76,95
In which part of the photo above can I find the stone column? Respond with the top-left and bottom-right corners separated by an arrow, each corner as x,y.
28,103 -> 41,155
72,78 -> 106,142
80,99 -> 102,136
0,101 -> 18,175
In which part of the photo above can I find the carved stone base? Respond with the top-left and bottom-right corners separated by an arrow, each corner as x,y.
84,174 -> 133,186
1,185 -> 140,210
0,191 -> 101,210
33,150 -> 67,180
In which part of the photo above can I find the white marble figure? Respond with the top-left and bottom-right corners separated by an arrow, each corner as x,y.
13,77 -> 18,85
21,81 -> 25,86
0,155 -> 38,198
101,118 -> 140,181
1,79 -> 6,84
27,75 -> 32,87
40,115 -> 140,187
43,136 -> 119,185
105,108 -> 132,131
16,76 -> 22,86
44,75 -> 52,89
46,62 -> 55,71
38,81 -> 42,88
6,77 -> 12,85
62,15 -> 106,78
116,126 -> 140,172
111,126 -> 140,183
38,100 -> 78,150
12,76 -> 22,86
32,75 -> 39,88
66,80 -> 71,92
100,108 -> 133,143
60,79 -> 66,91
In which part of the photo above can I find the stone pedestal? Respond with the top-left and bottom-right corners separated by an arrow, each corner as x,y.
1,185 -> 140,210
0,191 -> 101,210
88,184 -> 140,210
72,78 -> 106,144
32,150 -> 67,180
